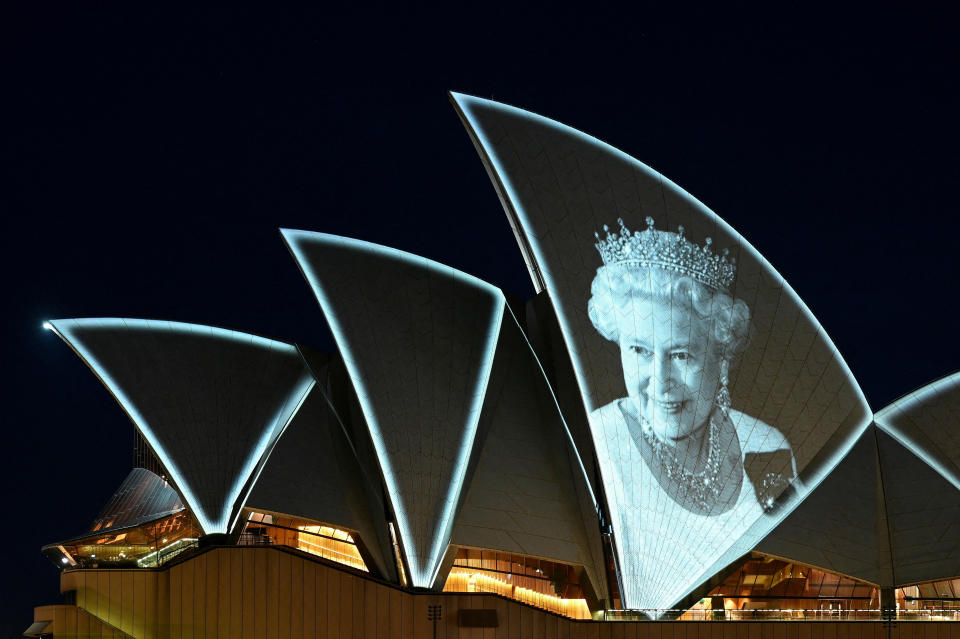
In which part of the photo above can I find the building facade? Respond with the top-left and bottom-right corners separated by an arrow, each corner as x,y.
27,95 -> 960,637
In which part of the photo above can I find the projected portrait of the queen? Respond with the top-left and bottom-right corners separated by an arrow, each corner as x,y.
587,217 -> 798,609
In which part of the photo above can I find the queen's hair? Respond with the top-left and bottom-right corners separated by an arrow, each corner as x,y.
588,265 -> 752,357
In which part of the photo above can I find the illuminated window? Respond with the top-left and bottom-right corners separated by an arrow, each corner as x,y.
42,510 -> 201,569
239,511 -> 368,572
704,554 -> 879,619
897,579 -> 960,619
442,548 -> 590,619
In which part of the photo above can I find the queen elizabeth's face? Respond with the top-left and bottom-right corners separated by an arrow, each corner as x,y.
618,296 -> 722,441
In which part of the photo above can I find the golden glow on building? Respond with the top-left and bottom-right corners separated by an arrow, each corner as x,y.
682,555 -> 959,621
898,580 -> 960,619
296,525 -> 367,571
442,548 -> 591,619
700,555 -> 879,619
42,510 -> 201,569
241,511 -> 368,572
445,568 -> 591,619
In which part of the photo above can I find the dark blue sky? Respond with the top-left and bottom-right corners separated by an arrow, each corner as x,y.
3,4 -> 959,633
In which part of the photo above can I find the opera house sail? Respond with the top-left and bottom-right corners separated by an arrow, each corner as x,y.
25,95 -> 960,637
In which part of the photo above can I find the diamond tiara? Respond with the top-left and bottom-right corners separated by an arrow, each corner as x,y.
594,216 -> 736,292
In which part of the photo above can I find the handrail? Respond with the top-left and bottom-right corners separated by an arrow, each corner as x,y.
600,608 -> 960,621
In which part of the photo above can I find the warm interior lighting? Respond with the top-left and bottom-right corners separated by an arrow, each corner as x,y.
703,554 -> 880,619
296,525 -> 367,572
239,512 -> 368,572
443,549 -> 590,620
388,522 -> 408,587
136,538 -> 199,567
43,510 -> 201,569
897,578 -> 960,618
445,568 -> 590,619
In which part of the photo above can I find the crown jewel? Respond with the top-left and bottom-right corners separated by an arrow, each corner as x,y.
594,217 -> 736,291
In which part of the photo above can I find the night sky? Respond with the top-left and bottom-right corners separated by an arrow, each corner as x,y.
3,5 -> 959,634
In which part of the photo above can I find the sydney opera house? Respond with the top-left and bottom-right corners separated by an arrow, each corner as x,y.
26,94 -> 960,638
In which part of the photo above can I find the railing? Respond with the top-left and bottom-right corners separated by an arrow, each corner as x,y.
136,538 -> 199,567
61,538 -> 199,570
445,569 -> 591,620
238,523 -> 367,572
600,608 -> 960,621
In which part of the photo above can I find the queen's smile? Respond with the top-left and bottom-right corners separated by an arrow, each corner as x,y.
651,397 -> 683,414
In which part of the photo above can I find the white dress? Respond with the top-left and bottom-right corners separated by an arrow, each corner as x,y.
589,400 -> 794,614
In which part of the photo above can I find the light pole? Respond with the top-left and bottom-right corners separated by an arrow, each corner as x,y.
427,604 -> 442,639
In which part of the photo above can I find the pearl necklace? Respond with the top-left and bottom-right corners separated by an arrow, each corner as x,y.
637,411 -> 724,512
